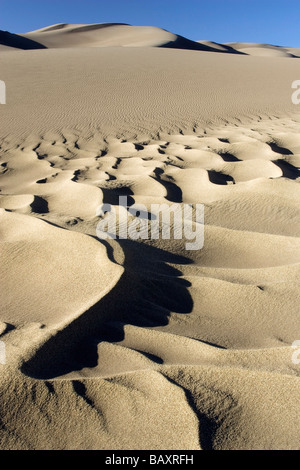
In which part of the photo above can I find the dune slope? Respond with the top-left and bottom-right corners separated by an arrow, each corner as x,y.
4,23 -> 238,53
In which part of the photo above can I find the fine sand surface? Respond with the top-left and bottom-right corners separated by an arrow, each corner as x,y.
0,23 -> 300,450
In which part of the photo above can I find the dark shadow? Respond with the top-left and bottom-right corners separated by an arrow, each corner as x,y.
0,30 -> 47,50
0,323 -> 15,337
30,196 -> 49,214
153,168 -> 182,202
208,170 -> 235,185
101,186 -> 134,206
36,154 -> 48,160
21,240 -> 194,379
45,381 -> 55,394
197,339 -> 226,349
130,348 -> 164,365
267,142 -> 293,155
72,381 -> 94,407
71,169 -> 81,182
134,143 -> 144,151
272,159 -> 300,180
218,152 -> 240,162
66,218 -> 79,226
65,23 -> 130,34
163,374 -> 239,450
163,375 -> 218,450
158,34 -> 247,54
112,157 -> 121,169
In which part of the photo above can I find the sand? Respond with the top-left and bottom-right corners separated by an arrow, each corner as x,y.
0,23 -> 300,450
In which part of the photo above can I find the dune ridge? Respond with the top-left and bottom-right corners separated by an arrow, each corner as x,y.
1,23 -> 241,52
1,23 -> 299,57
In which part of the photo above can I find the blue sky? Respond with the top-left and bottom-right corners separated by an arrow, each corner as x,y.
1,0 -> 300,47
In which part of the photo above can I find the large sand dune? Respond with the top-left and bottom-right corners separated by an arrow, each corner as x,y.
2,23 -> 299,58
0,45 -> 299,139
0,23 -> 300,450
1,23 -> 239,52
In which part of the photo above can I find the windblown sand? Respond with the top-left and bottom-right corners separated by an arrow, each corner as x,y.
0,24 -> 300,450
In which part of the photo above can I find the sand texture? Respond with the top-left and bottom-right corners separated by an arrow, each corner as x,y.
0,23 -> 300,450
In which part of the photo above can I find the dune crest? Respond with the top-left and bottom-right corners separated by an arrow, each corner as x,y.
19,23 -> 243,52
1,23 -> 298,57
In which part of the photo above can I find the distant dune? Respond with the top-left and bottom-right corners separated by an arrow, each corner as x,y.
224,42 -> 300,58
1,23 -> 298,58
20,23 -> 242,52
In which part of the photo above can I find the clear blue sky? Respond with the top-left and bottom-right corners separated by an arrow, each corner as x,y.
1,0 -> 300,47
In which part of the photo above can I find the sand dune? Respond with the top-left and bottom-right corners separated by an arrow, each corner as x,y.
0,22 -> 300,450
13,23 -> 240,52
0,29 -> 47,50
2,23 -> 299,58
0,45 -> 299,139
225,42 -> 300,58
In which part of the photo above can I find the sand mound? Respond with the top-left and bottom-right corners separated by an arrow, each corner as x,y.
0,210 -> 123,329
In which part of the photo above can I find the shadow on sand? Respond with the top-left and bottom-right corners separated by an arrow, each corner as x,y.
21,238 -> 194,379
0,30 -> 47,50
